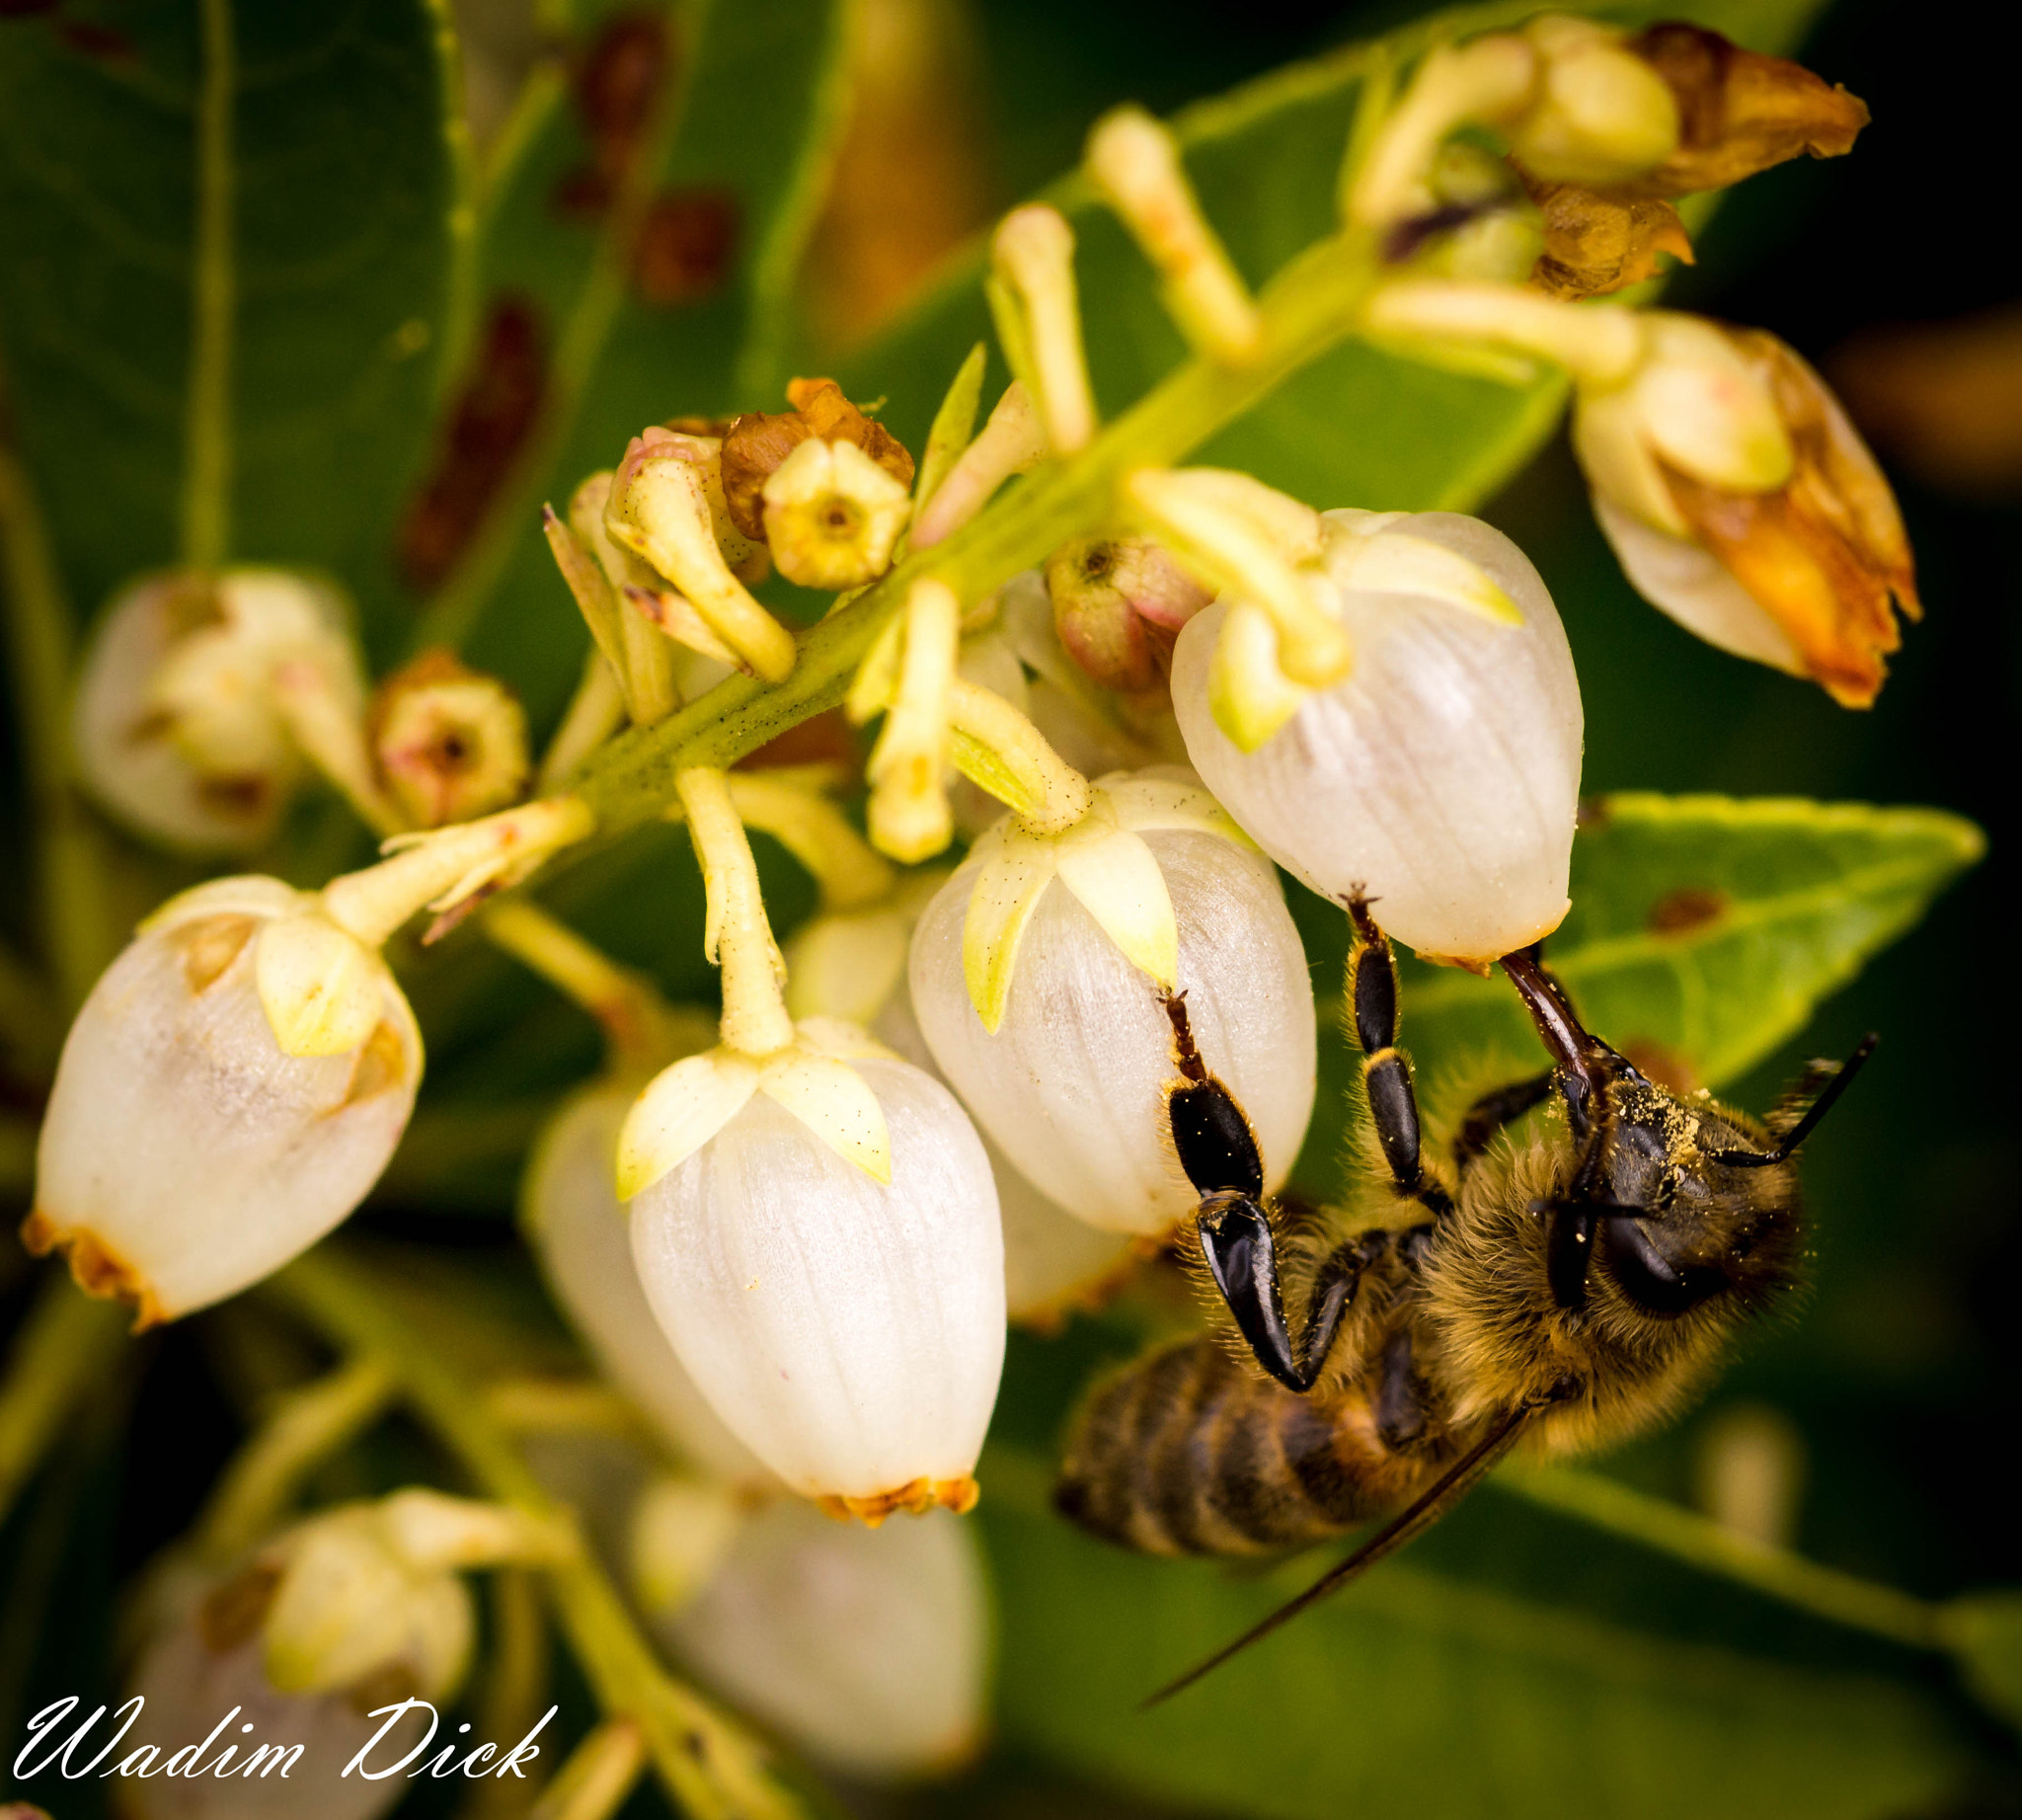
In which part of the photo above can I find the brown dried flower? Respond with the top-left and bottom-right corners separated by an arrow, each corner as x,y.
1622,23 -> 1868,198
369,650 -> 530,829
720,377 -> 915,542
1523,173 -> 1694,299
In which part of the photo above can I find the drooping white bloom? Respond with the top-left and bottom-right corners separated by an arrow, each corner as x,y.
74,569 -> 365,852
621,1022 -> 1005,1520
644,1499 -> 989,1780
875,996 -> 1131,1324
521,1083 -> 775,1486
28,878 -> 421,1324
908,769 -> 1315,1236
1172,510 -> 1583,963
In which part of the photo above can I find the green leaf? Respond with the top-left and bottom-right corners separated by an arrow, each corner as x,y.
982,1498 -> 1976,1820
424,0 -> 854,712
1390,794 -> 1984,1094
1941,1594 -> 2022,1732
0,0 -> 471,616
840,0 -> 1834,514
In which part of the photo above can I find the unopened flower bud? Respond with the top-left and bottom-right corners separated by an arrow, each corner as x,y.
522,1082 -> 777,1486
1172,511 -> 1583,963
1617,22 -> 1868,198
256,1503 -> 476,1701
1508,16 -> 1680,188
1575,316 -> 1918,703
116,1566 -> 434,1820
368,650 -> 530,829
1045,536 -> 1211,691
762,436 -> 913,590
627,1473 -> 746,1616
74,569 -> 365,852
912,381 -> 1047,549
621,1024 -> 1005,1520
647,1500 -> 988,1780
909,768 -> 1314,1236
990,204 -> 1095,454
27,877 -> 421,1324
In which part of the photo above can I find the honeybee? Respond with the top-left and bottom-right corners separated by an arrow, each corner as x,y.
1053,896 -> 1871,1700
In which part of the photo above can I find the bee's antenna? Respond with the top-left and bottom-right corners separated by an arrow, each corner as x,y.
1715,1034 -> 1878,1168
1139,1384 -> 1573,1708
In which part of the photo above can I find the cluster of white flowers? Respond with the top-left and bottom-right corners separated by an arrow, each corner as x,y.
17,10 -> 1908,1798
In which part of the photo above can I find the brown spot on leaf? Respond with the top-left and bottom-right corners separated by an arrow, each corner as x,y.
1646,886 -> 1730,936
550,11 -> 669,220
736,707 -> 858,773
634,188 -> 739,306
1577,795 -> 1613,829
397,298 -> 547,593
199,1562 -> 283,1653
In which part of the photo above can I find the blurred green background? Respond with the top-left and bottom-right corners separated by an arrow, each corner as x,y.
3,0 -> 2017,1813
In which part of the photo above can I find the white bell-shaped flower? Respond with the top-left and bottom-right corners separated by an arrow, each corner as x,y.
74,569 -> 365,852
522,1083 -> 775,1486
874,996 -> 1131,1324
643,1498 -> 988,1780
908,768 -> 1314,1237
1171,510 -> 1583,963
28,878 -> 421,1324
620,1021 -> 1005,1520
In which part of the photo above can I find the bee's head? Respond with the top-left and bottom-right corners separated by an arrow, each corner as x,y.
1501,948 -> 1874,1323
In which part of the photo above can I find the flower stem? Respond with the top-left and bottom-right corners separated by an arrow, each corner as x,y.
948,678 -> 1092,833
0,1273 -> 130,1533
1498,1464 -> 1946,1651
677,766 -> 796,1057
269,1247 -> 819,1820
194,1356 -> 397,1562
569,229 -> 1384,836
484,898 -> 702,1073
721,772 -> 896,909
525,1716 -> 647,1820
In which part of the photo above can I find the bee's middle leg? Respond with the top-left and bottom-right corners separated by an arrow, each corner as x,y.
1347,896 -> 1453,1220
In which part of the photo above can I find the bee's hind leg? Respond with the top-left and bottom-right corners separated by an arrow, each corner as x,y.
1347,896 -> 1454,1222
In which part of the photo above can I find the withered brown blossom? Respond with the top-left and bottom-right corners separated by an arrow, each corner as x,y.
720,377 -> 915,541
1622,22 -> 1869,198
1523,172 -> 1694,299
1659,330 -> 1919,707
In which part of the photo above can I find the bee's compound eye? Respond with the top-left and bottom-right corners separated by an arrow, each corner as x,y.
1168,1079 -> 1265,1200
1598,1214 -> 1727,1316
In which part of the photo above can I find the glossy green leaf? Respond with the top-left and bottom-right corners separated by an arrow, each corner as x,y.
840,0 -> 1832,515
1390,794 -> 1984,1092
982,1498 -> 1974,1820
0,0 -> 470,615
428,0 -> 853,712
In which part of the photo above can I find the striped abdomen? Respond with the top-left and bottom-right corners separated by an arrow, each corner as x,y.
1053,1335 -> 1443,1557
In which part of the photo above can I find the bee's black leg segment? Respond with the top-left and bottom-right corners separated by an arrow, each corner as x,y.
1541,1199 -> 1599,1311
1197,1203 -> 1379,1393
1170,1078 -> 1266,1201
1197,1197 -> 1303,1391
1373,1327 -> 1428,1450
1347,896 -> 1454,1220
1452,1070 -> 1556,1172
